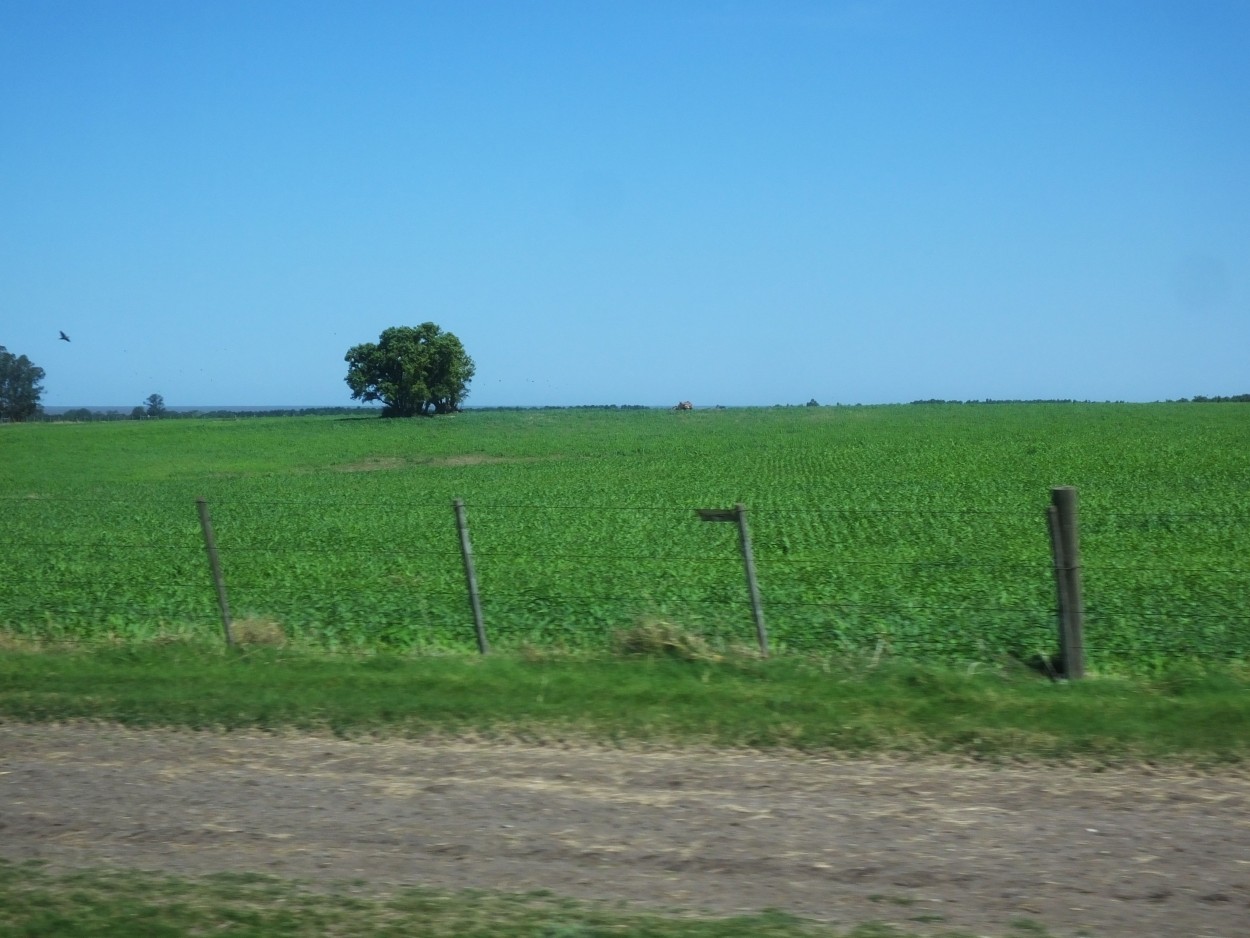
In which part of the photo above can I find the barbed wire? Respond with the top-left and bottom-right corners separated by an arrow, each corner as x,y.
5,493 -> 1247,520
0,541 -> 462,556
4,497 -> 1246,657
3,541 -> 207,551
9,591 -> 1244,621
345,502 -> 1209,519
1084,610 -> 1250,622
0,631 -> 994,657
0,634 -> 437,657
6,541 -> 1245,578
2,562 -> 1240,585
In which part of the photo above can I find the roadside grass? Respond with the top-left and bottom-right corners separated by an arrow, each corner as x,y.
1,636 -> 1248,765
0,859 -> 1065,937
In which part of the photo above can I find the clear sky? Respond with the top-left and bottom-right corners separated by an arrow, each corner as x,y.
2,0 -> 1247,408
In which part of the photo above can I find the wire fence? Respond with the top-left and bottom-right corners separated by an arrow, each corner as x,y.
1,494 -> 1247,665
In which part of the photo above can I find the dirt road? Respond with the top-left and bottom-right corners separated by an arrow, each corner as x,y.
2,722 -> 1248,936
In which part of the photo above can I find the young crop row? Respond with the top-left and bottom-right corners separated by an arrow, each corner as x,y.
1,404 -> 1247,668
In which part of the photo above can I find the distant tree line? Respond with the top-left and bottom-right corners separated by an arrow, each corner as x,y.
193,406 -> 382,419
473,404 -> 650,412
24,395 -> 1250,425
909,398 -> 1089,405
908,396 -> 1250,405
44,405 -> 651,421
1174,394 -> 1250,403
43,406 -> 381,423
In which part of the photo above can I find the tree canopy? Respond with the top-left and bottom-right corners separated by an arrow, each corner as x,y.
0,345 -> 46,422
344,324 -> 475,417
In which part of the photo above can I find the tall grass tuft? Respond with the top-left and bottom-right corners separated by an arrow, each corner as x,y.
610,618 -> 722,662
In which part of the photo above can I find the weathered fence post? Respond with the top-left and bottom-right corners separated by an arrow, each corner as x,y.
697,504 -> 769,657
735,503 -> 769,658
196,498 -> 234,648
453,498 -> 489,654
1046,503 -> 1068,675
1048,486 -> 1085,679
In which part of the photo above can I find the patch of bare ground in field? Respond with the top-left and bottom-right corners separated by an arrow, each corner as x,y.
2,722 -> 1248,937
333,453 -> 559,471
333,456 -> 408,472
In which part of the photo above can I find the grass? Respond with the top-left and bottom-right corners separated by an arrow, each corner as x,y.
0,859 -> 1064,938
2,638 -> 1248,764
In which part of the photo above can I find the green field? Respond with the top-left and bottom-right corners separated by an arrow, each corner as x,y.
2,404 -> 1247,669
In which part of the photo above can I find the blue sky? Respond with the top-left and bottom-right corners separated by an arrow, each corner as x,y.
2,0 -> 1247,408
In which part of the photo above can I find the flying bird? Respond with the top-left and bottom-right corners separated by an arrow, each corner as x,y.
59,331 -> 70,342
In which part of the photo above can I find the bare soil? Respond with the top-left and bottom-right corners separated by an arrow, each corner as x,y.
2,722 -> 1249,937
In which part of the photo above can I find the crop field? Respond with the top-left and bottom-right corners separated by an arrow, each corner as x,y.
1,403 -> 1247,670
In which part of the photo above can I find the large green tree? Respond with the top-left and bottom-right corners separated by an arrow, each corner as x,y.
344,323 -> 475,417
0,345 -> 46,422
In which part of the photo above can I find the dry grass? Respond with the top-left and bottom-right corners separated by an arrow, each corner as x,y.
610,618 -> 722,663
228,617 -> 288,647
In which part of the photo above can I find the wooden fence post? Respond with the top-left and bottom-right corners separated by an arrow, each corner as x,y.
735,503 -> 769,658
696,505 -> 768,657
1048,486 -> 1085,679
1046,504 -> 1068,676
453,498 -> 489,654
196,498 -> 234,648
